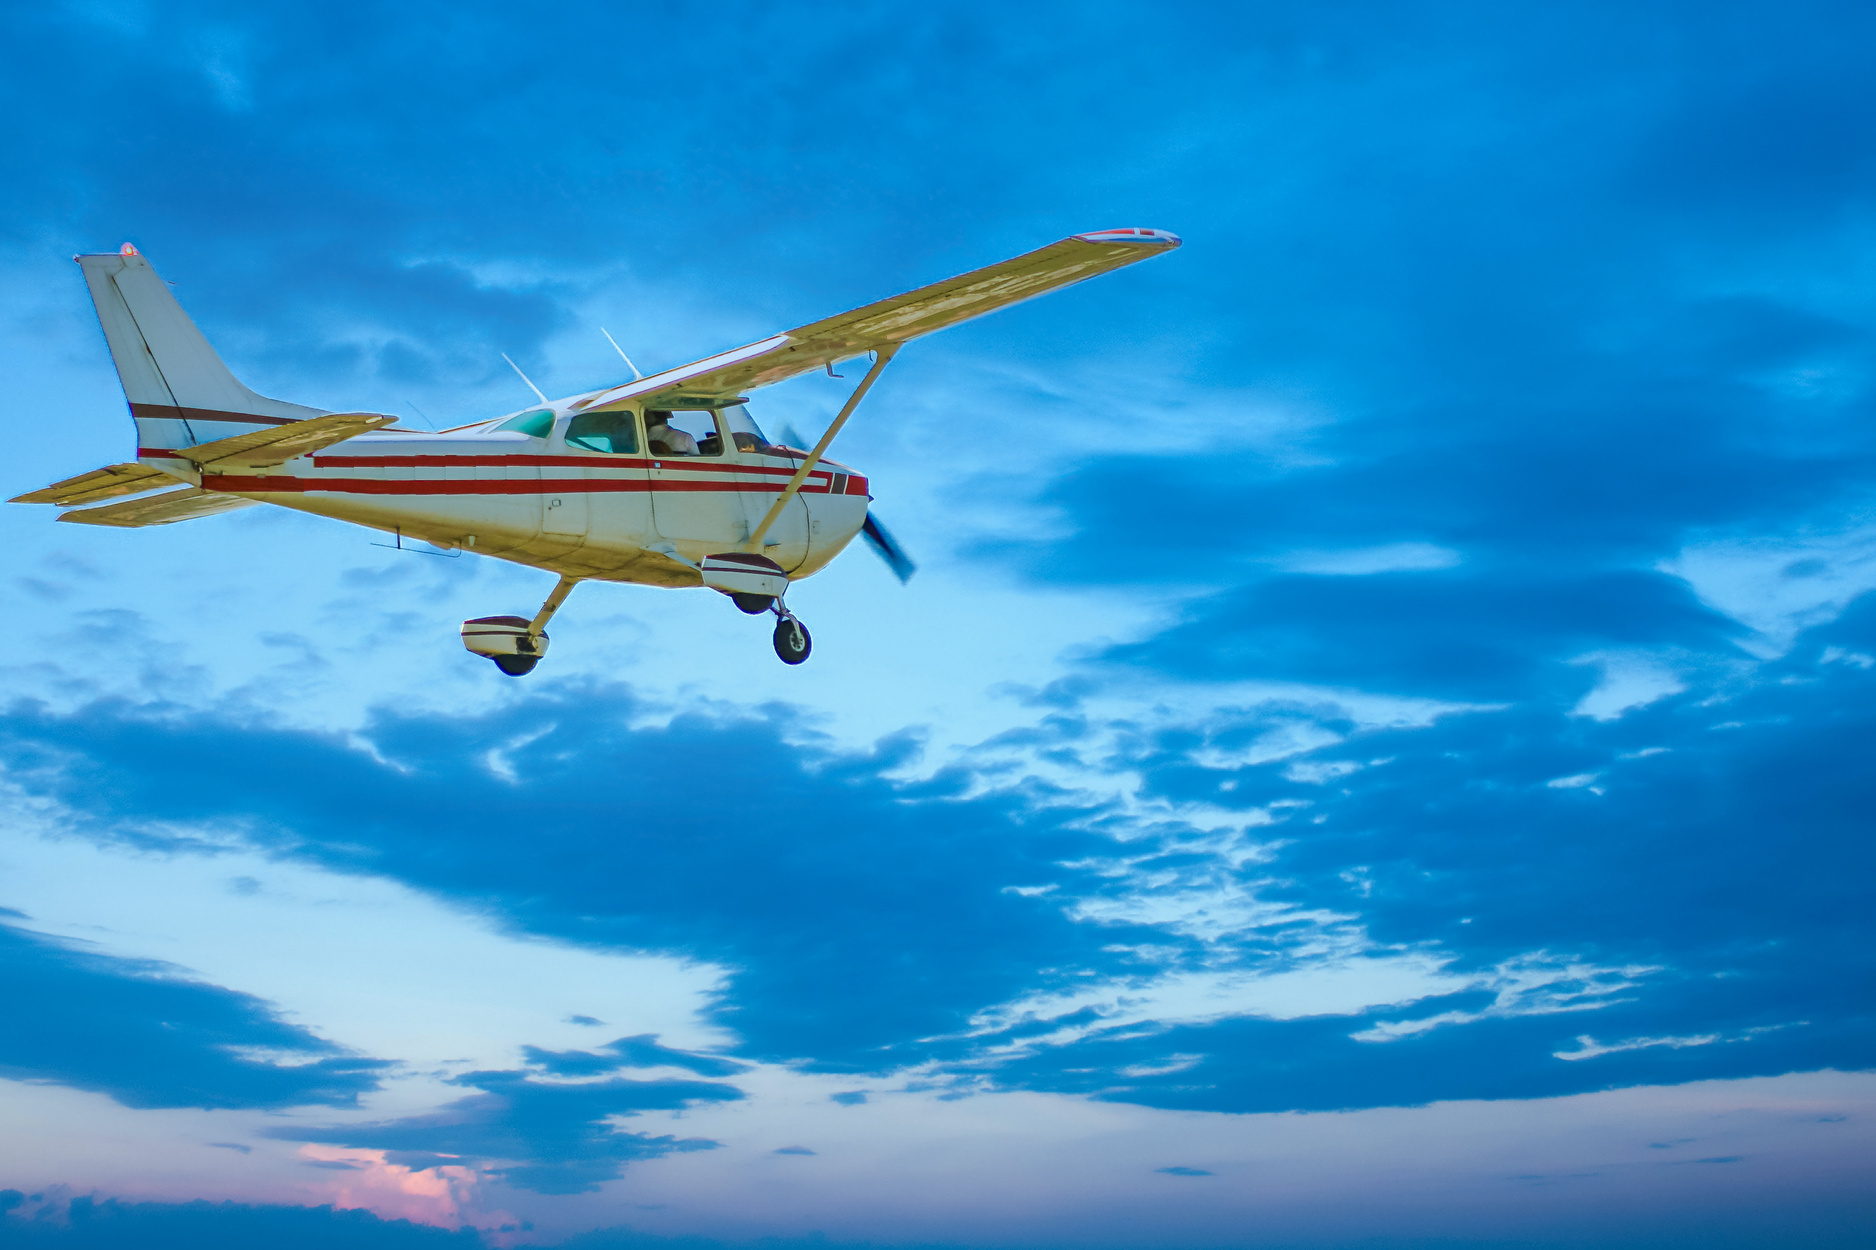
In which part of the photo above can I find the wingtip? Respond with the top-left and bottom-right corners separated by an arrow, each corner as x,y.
1074,227 -> 1181,247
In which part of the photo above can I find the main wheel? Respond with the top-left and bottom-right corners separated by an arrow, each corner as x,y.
732,592 -> 775,615
493,654 -> 540,677
772,616 -> 811,665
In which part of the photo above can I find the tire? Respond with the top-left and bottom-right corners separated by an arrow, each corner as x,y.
772,617 -> 811,665
494,654 -> 540,676
732,593 -> 775,615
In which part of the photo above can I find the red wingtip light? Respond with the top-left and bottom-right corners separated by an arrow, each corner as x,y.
120,242 -> 139,256
1073,227 -> 1181,247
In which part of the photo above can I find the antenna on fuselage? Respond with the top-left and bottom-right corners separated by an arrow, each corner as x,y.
501,353 -> 549,404
600,327 -> 643,380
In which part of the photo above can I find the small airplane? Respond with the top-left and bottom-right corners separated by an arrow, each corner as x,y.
12,229 -> 1180,671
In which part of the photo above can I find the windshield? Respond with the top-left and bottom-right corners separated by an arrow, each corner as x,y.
494,408 -> 555,438
720,405 -> 782,454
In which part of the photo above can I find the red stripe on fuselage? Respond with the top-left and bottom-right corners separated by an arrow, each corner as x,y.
138,450 -> 832,475
309,454 -> 837,476
138,449 -> 865,496
200,474 -> 856,496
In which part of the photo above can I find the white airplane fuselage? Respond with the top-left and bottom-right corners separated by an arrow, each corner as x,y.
142,406 -> 870,589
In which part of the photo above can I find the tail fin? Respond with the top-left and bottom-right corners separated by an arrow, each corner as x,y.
75,244 -> 325,455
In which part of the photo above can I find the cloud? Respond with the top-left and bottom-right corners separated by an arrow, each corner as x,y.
521,1035 -> 749,1080
7,635 -> 1876,1128
1280,544 -> 1464,576
1097,569 -> 1742,703
1662,522 -> 1876,657
0,918 -> 385,1110
267,1065 -> 742,1195
972,637 -> 1876,1113
0,1195 -> 485,1250
0,690 -> 1153,1076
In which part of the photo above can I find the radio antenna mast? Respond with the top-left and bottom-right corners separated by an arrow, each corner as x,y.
501,353 -> 548,403
600,327 -> 643,380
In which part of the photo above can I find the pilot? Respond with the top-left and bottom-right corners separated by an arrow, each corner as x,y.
645,410 -> 698,456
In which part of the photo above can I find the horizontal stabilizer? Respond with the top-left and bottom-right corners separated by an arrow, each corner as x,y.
572,228 -> 1181,411
57,486 -> 257,528
9,462 -> 178,506
173,411 -> 398,470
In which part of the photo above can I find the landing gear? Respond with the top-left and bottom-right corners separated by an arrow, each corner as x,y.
732,592 -> 775,615
772,610 -> 812,665
461,575 -> 580,677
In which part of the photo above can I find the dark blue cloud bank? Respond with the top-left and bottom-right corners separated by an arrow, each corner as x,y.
0,914 -> 385,1111
2,641 -> 1872,1116
3,1187 -> 1873,1250
0,1194 -> 486,1250
266,1042 -> 745,1194
4,0 -> 1876,1234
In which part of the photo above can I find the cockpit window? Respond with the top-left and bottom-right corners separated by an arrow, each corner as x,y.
720,405 -> 783,454
646,410 -> 722,457
564,409 -> 638,454
495,408 -> 555,438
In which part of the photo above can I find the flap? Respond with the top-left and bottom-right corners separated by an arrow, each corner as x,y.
9,462 -> 179,506
572,229 -> 1180,410
177,411 -> 399,470
57,486 -> 258,528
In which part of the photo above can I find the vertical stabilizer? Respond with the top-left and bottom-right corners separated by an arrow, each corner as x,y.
75,244 -> 325,453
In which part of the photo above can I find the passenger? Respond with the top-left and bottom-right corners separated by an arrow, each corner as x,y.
645,411 -> 698,456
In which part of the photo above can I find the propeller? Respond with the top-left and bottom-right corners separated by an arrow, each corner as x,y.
779,423 -> 915,583
862,512 -> 916,584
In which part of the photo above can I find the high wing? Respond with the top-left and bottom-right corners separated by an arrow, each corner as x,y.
570,228 -> 1180,411
57,486 -> 257,528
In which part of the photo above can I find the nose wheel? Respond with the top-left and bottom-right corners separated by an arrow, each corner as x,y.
771,606 -> 811,665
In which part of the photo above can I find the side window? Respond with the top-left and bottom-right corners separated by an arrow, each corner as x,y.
565,410 -> 639,454
646,410 -> 723,457
495,408 -> 555,438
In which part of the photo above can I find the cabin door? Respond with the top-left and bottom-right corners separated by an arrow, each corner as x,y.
648,409 -> 745,549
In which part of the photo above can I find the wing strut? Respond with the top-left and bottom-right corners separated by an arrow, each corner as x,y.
742,344 -> 898,554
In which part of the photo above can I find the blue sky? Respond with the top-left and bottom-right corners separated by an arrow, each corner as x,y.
2,1 -> 1874,1247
